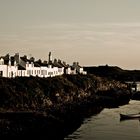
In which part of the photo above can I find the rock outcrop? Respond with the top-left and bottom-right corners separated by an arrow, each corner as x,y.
0,74 -> 131,138
0,74 -> 130,111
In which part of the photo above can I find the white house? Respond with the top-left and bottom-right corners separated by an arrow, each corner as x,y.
0,52 -> 86,78
7,63 -> 18,78
0,57 -> 18,78
73,62 -> 87,75
0,58 -> 8,77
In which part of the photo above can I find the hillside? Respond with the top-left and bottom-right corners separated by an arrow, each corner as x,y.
0,74 -> 131,138
0,74 -> 130,111
84,65 -> 140,81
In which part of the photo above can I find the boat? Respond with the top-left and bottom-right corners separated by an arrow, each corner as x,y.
120,113 -> 140,120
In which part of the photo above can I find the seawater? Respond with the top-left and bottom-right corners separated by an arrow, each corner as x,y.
65,100 -> 140,140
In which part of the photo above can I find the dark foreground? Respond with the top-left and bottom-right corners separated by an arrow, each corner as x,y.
0,75 -> 132,139
0,103 -> 104,139
0,95 -> 130,139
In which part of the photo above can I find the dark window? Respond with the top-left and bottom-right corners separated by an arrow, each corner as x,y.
0,71 -> 3,77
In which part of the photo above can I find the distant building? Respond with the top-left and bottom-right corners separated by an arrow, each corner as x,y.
0,52 -> 86,78
72,62 -> 87,75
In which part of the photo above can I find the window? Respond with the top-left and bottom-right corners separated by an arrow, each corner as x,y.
26,62 -> 29,67
41,70 -> 44,75
0,71 -> 3,77
31,62 -> 34,67
18,71 -> 21,76
58,68 -> 62,72
27,70 -> 31,75
48,72 -> 53,76
38,70 -> 40,74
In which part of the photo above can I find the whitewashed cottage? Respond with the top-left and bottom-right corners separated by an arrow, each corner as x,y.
0,52 -> 86,78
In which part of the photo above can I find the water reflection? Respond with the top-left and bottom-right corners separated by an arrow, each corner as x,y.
65,100 -> 140,140
0,104 -> 104,139
65,132 -> 81,140
120,117 -> 140,122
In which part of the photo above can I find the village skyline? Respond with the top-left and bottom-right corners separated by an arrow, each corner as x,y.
0,52 -> 87,78
1,0 -> 140,70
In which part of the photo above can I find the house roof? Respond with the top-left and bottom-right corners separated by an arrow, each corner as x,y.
18,64 -> 26,70
0,53 -> 75,70
34,62 -> 41,67
53,62 -> 63,68
20,57 -> 30,62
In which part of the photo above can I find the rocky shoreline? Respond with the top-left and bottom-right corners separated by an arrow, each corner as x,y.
0,74 -> 131,138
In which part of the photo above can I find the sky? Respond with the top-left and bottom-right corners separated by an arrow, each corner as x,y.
0,0 -> 140,70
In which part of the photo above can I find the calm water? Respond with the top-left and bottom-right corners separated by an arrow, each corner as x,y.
65,100 -> 140,140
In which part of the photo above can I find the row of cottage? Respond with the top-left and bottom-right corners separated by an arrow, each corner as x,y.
0,52 -> 87,78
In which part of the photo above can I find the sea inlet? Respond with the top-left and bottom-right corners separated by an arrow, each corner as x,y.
65,100 -> 140,140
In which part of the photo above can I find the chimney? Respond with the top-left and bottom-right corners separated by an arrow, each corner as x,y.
14,53 -> 20,64
48,52 -> 52,63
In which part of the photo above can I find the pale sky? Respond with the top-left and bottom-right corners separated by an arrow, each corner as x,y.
1,0 -> 140,69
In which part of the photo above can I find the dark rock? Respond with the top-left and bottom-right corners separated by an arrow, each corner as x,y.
0,74 -> 131,138
131,91 -> 140,100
